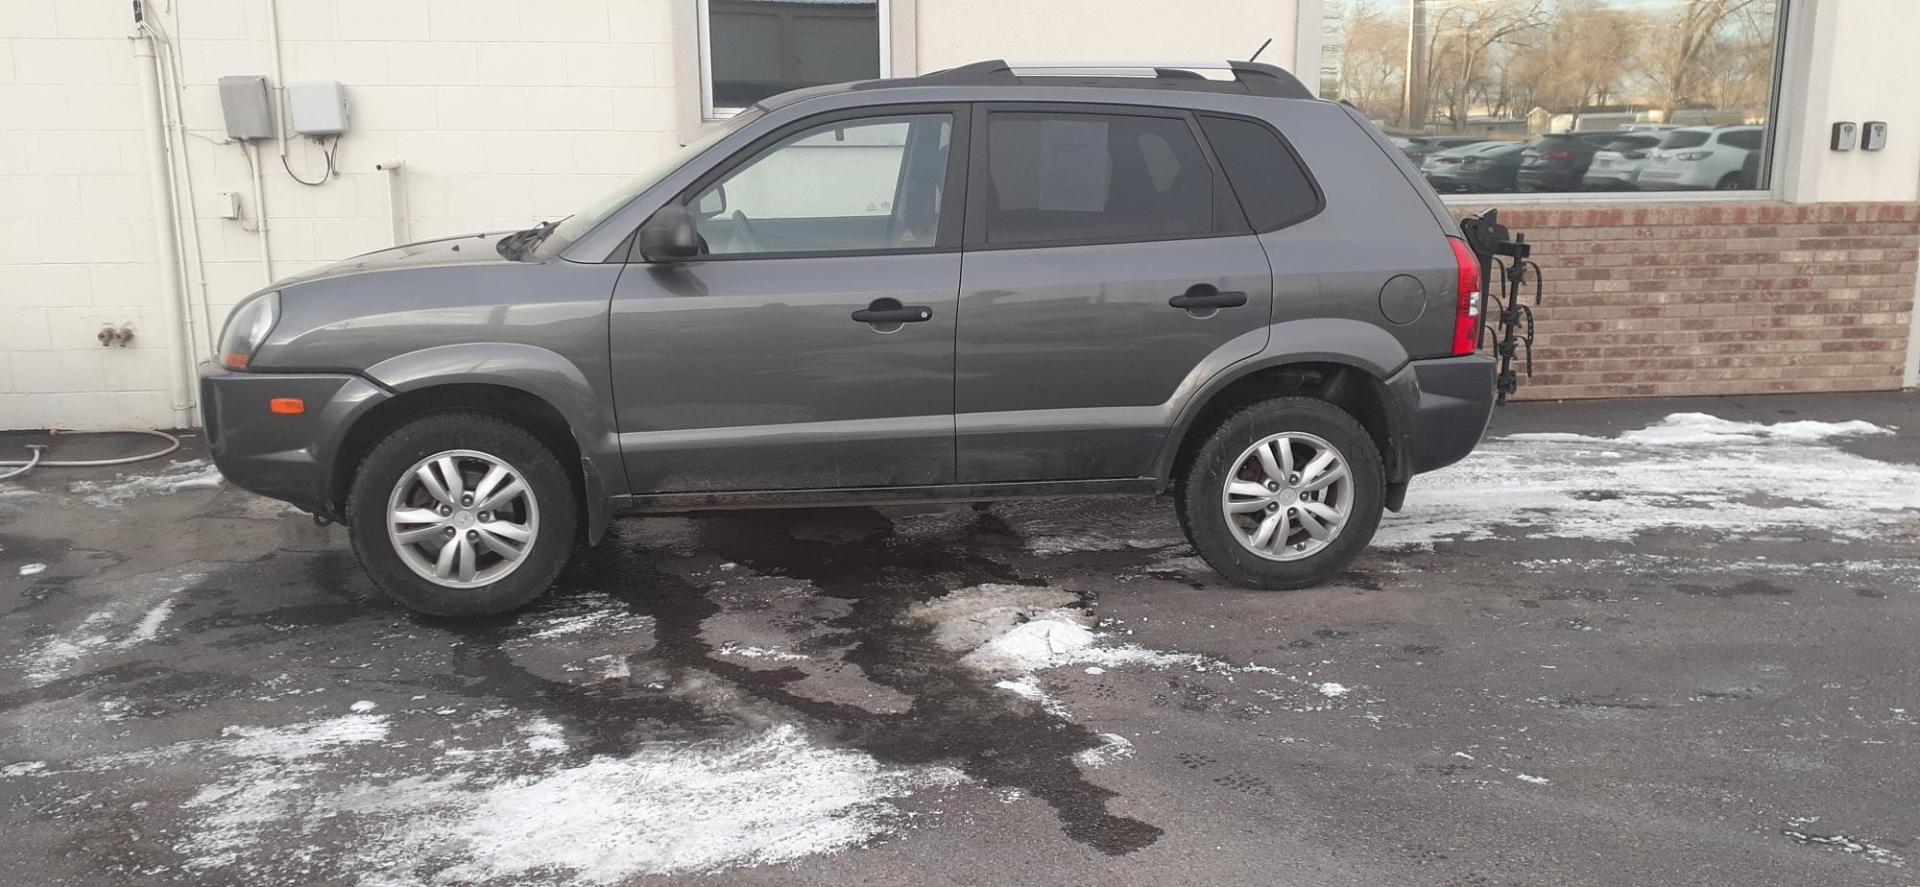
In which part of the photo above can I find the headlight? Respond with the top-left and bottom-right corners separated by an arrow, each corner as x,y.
219,291 -> 280,370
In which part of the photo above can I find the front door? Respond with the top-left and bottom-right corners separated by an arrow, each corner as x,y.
955,105 -> 1275,482
610,107 -> 966,494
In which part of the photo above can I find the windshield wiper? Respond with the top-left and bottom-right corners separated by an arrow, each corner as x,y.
494,220 -> 559,260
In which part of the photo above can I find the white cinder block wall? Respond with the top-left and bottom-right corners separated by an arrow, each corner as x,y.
1,0 -> 680,431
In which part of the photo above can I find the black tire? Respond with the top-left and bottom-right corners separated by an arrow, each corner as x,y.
1715,172 -> 1742,190
346,412 -> 578,616
1175,397 -> 1385,589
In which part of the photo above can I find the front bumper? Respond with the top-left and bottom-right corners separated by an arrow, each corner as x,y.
200,364 -> 390,519
1389,353 -> 1497,476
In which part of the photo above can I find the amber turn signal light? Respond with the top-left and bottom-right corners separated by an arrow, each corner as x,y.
269,398 -> 305,415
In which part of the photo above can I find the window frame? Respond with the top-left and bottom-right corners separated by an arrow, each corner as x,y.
696,0 -> 892,122
962,102 -> 1249,253
638,103 -> 969,263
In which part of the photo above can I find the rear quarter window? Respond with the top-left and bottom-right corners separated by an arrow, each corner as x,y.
1196,115 -> 1320,232
1660,131 -> 1711,149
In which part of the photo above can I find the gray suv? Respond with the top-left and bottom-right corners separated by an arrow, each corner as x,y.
200,61 -> 1496,616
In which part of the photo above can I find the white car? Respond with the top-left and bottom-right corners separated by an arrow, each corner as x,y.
1580,134 -> 1664,190
1635,125 -> 1765,190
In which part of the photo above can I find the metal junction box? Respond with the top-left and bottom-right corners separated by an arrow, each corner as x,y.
288,81 -> 350,137
216,75 -> 275,141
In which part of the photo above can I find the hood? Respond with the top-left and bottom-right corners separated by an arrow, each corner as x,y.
274,231 -> 520,288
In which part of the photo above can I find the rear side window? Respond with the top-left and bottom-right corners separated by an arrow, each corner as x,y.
1196,115 -> 1319,232
1660,131 -> 1711,149
1718,129 -> 1762,150
983,112 -> 1213,246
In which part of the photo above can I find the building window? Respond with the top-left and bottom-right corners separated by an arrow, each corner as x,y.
701,0 -> 885,118
1318,0 -> 1788,195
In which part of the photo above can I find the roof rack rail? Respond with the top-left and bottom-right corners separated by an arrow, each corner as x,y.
870,59 -> 1314,100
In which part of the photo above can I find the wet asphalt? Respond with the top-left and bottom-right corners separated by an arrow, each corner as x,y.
2,392 -> 1918,887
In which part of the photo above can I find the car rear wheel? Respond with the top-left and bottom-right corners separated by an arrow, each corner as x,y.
347,412 -> 577,616
1176,397 -> 1384,589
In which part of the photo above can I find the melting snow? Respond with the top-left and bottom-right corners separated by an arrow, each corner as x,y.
1379,413 -> 1919,549
68,459 -> 222,507
342,725 -> 959,883
18,562 -> 46,576
914,584 -> 1284,678
1316,682 -> 1351,698
1073,733 -> 1135,769
18,572 -> 199,686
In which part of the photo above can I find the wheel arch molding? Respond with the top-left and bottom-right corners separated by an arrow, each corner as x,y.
331,343 -> 618,541
1153,318 -> 1417,492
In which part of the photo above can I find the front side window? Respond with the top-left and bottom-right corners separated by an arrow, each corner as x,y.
1319,0 -> 1787,194
703,0 -> 882,116
984,112 -> 1215,246
690,113 -> 951,256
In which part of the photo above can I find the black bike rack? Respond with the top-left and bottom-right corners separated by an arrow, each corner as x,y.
1458,209 -> 1542,405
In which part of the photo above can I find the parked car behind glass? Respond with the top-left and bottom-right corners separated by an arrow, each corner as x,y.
1400,136 -> 1490,165
1422,141 -> 1525,192
1579,134 -> 1664,190
1517,131 -> 1637,191
1635,125 -> 1764,190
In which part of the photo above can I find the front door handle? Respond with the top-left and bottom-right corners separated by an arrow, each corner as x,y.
1168,285 -> 1249,311
851,298 -> 933,325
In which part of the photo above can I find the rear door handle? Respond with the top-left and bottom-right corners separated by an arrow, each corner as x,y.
1168,285 -> 1248,311
851,298 -> 933,325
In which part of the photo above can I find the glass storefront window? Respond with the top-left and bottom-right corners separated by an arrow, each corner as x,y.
1319,0 -> 1787,194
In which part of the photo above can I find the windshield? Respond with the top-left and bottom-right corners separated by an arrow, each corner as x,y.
537,107 -> 764,256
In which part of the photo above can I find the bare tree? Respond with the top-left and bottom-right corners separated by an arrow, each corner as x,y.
1425,0 -> 1548,129
1645,0 -> 1758,116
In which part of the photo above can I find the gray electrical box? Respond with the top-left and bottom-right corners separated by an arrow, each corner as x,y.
1863,121 -> 1888,151
217,75 -> 275,141
288,81 -> 350,137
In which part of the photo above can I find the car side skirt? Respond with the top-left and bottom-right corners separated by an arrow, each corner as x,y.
613,477 -> 1160,514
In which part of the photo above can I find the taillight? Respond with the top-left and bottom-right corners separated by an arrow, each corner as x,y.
1447,236 -> 1482,356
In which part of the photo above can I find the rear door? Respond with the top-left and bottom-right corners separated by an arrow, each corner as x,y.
952,104 -> 1278,483
608,106 -> 967,494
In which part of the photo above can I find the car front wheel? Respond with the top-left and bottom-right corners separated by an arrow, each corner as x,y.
346,412 -> 578,616
1176,397 -> 1385,589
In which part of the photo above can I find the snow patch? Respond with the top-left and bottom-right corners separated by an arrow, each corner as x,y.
177,715 -> 391,867
1316,682 -> 1350,699
17,562 -> 46,577
351,725 -> 959,883
1379,413 -> 1920,549
715,643 -> 811,662
19,573 -> 198,686
1515,773 -> 1550,785
68,459 -> 222,507
1073,733 -> 1135,769
521,717 -> 568,755
913,584 -> 1283,678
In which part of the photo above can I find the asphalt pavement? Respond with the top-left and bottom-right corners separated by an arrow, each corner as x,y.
2,392 -> 1917,886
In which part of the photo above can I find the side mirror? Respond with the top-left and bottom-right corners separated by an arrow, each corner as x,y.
637,204 -> 699,262
694,184 -> 727,219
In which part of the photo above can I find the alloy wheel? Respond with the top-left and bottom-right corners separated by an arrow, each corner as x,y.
1220,432 -> 1354,561
385,449 -> 540,588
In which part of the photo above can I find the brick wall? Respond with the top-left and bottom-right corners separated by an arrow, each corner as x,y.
1453,202 -> 1920,400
